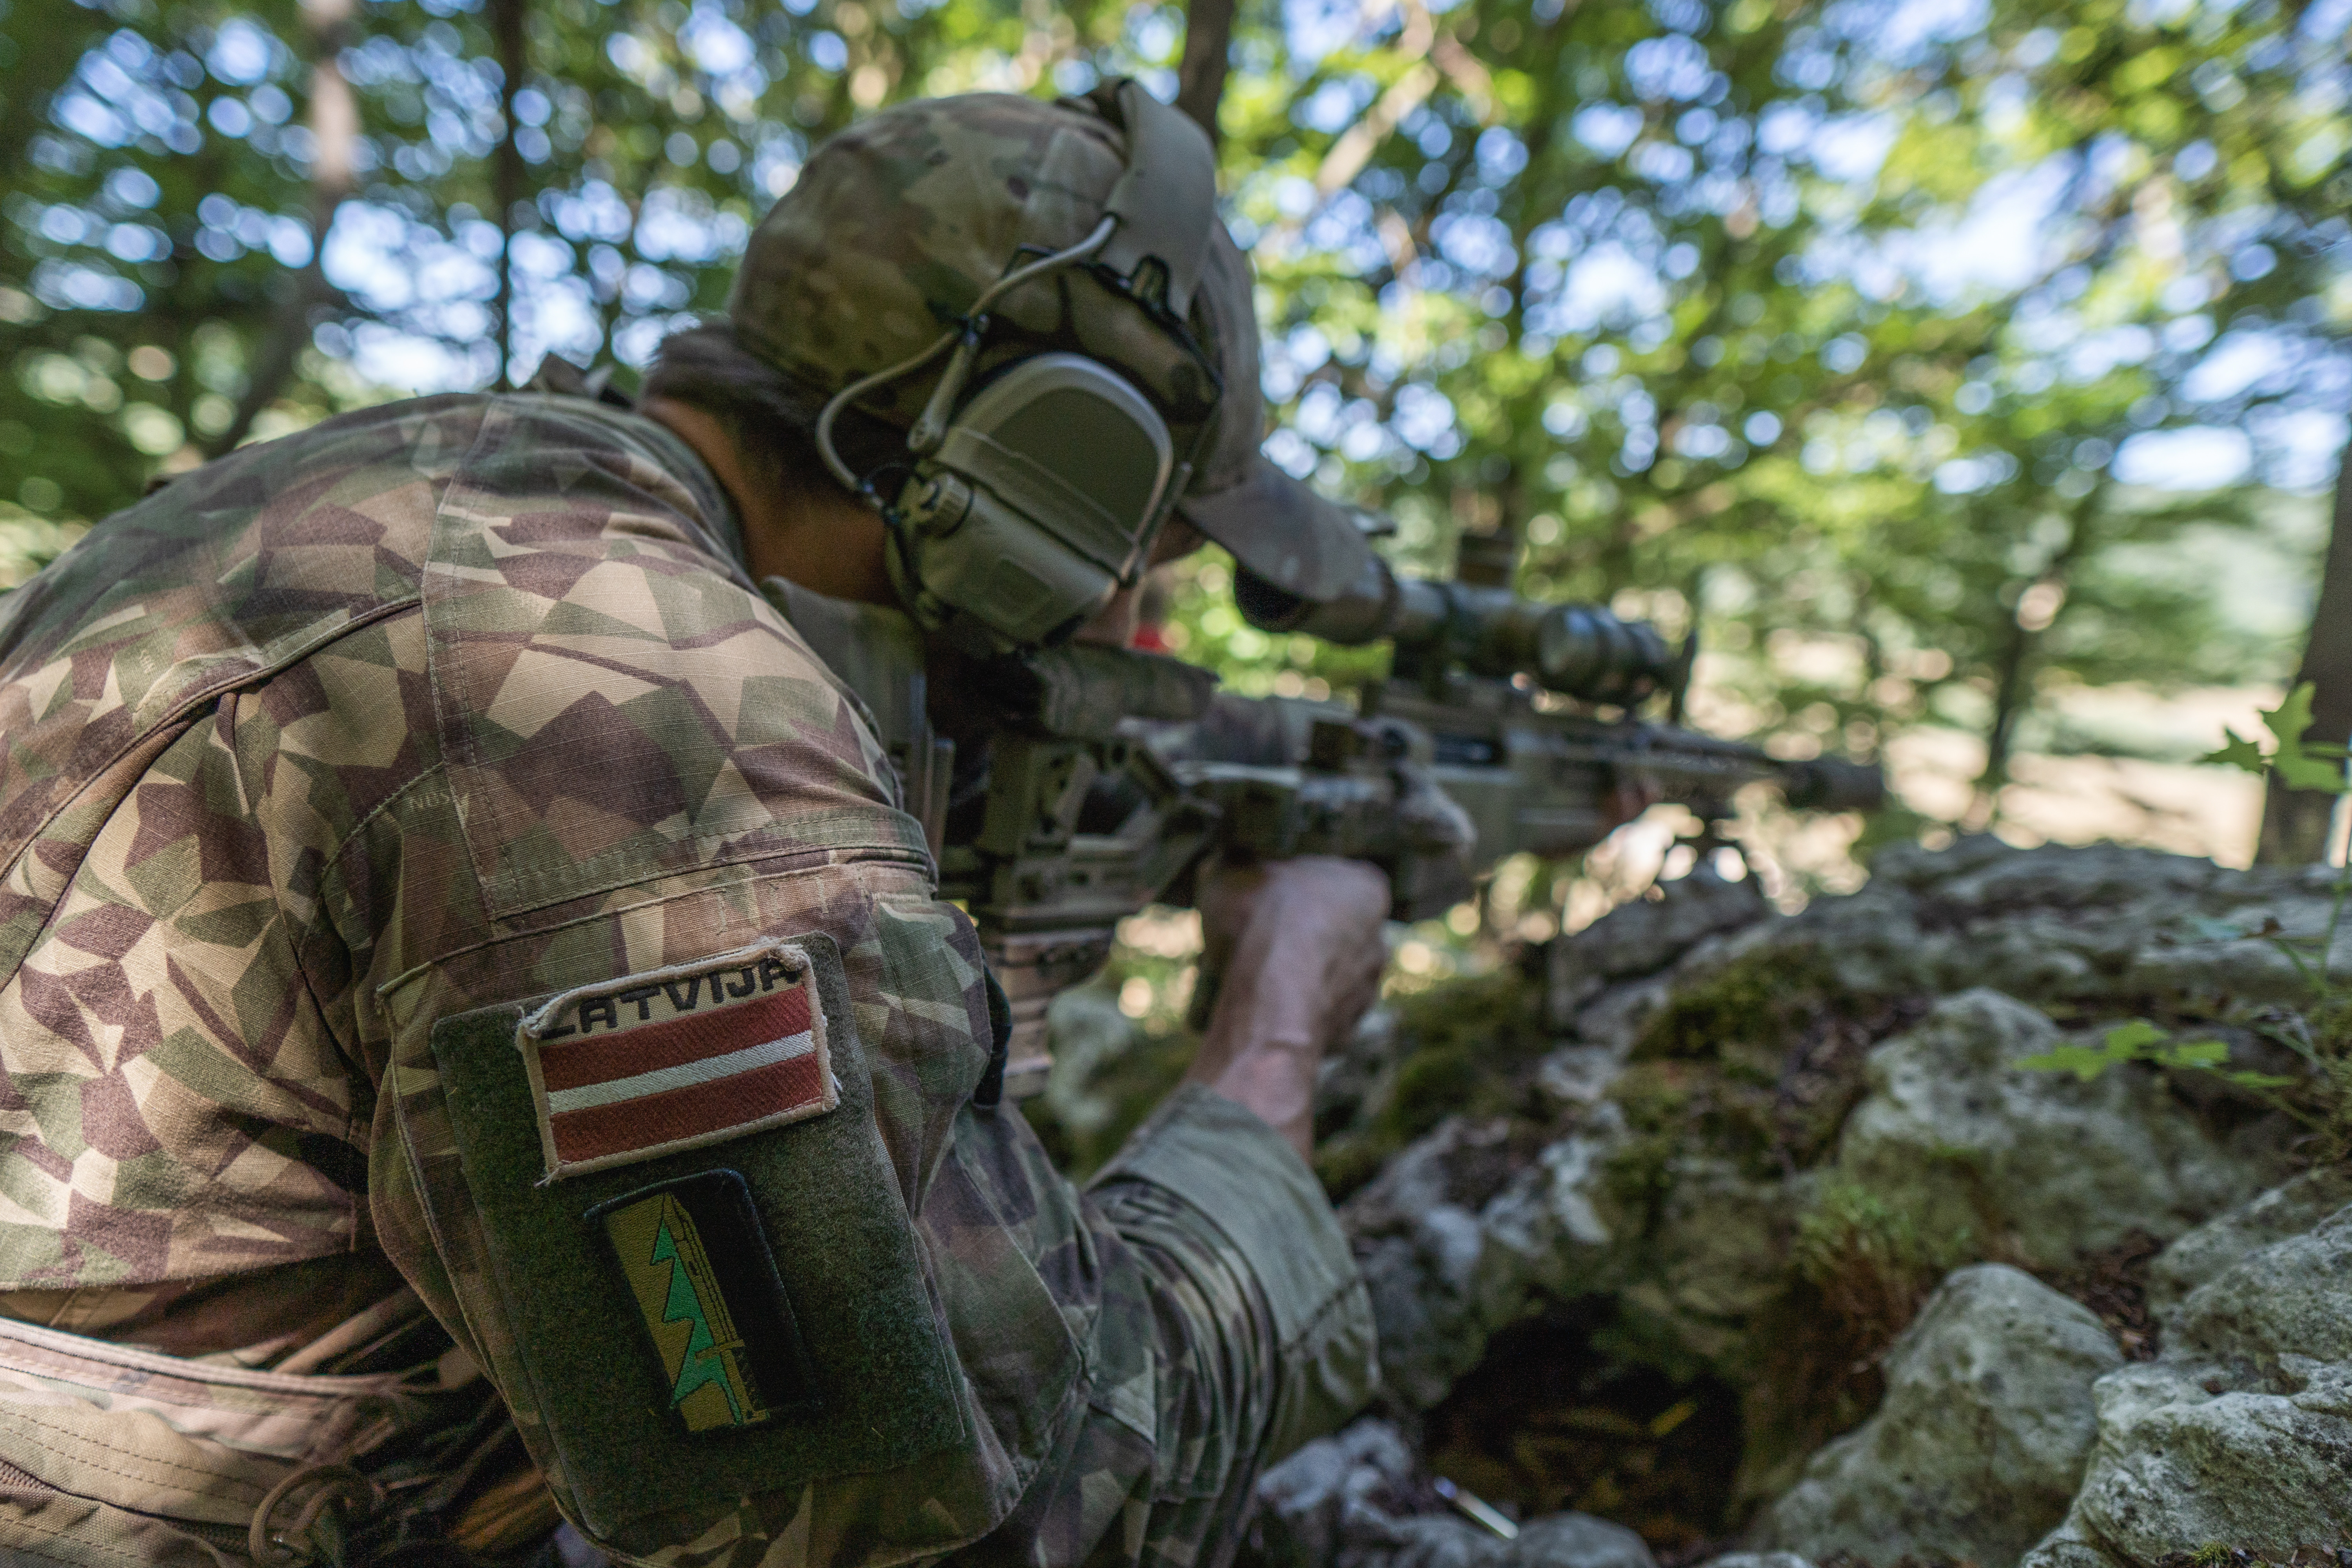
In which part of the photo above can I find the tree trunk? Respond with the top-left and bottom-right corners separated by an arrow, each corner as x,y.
1970,604 -> 2035,827
205,0 -> 357,456
1174,0 -> 1236,145
2258,439 -> 2352,864
490,0 -> 528,389
1969,498 -> 2095,828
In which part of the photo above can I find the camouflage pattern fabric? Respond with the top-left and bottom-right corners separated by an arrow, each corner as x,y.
0,390 -> 1373,1565
726,88 -> 1372,604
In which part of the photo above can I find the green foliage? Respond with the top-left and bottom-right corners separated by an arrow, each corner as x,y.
1791,1176 -> 1979,1349
4,0 -> 2341,827
2108,713 -> 2352,1162
1313,965 -> 1549,1198
2015,1017 -> 2286,1088
2203,682 -> 2350,792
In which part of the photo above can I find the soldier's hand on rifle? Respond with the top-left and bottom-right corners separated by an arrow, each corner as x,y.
1186,855 -> 1391,1157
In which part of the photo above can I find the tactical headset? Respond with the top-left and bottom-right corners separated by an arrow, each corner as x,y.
813,82 -> 1225,655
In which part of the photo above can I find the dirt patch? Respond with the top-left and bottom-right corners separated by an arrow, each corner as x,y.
1418,1310 -> 1746,1555
2037,1229 -> 2165,1361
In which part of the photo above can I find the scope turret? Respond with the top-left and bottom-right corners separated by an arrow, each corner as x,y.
1234,557 -> 1677,706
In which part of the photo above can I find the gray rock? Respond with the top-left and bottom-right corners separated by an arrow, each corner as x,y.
2147,1165 -> 2352,1320
1350,1109 -> 1636,1408
1695,1557 -> 1814,1568
1834,991 -> 2279,1269
2024,1189 -> 2352,1565
2057,1357 -> 2352,1560
1335,1513 -> 1653,1568
1323,841 -> 2336,1552
1256,1419 -> 1421,1568
1253,1420 -> 1653,1568
1346,1119 -> 1543,1406
1502,1513 -> 1654,1568
2169,1200 -> 2352,1366
1039,985 -> 1138,1139
1757,1263 -> 2122,1568
2015,1516 -> 2129,1568
1346,1515 -> 1505,1568
1611,1155 -> 1801,1368
1546,868 -> 1770,1026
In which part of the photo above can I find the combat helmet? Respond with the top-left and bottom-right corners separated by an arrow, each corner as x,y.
727,82 -> 1371,650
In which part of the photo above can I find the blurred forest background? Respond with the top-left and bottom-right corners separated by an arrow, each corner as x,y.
2,0 -> 2349,988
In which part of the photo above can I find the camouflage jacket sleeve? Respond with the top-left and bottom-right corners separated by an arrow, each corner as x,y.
0,392 -> 1147,1561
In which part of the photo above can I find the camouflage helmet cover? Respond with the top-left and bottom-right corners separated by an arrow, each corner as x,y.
725,87 -> 1371,602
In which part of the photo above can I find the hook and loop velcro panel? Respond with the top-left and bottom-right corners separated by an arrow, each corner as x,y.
426,931 -> 967,1552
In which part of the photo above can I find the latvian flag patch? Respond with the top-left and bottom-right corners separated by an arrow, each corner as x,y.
516,940 -> 839,1180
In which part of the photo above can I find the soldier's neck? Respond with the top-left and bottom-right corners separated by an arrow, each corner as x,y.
644,396 -> 898,606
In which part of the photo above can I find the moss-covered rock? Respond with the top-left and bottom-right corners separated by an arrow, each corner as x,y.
1331,839 -> 2321,1556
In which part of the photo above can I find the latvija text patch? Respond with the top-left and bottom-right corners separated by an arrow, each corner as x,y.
517,941 -> 839,1179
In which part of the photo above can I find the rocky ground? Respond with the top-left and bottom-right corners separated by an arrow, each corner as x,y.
1039,837 -> 2352,1568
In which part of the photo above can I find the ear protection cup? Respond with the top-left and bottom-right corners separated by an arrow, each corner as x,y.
813,82 -> 1223,653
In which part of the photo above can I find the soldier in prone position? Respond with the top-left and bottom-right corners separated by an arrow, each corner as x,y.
0,86 -> 1391,1567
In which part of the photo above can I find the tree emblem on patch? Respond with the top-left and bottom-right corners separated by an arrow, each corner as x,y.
601,1185 -> 771,1432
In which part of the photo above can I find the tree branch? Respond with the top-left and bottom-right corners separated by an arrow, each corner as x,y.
1175,0 -> 1237,145
206,0 -> 357,457
490,0 -> 528,389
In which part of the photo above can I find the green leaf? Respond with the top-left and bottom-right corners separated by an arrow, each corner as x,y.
2259,683 -> 2318,754
2223,1071 -> 2299,1091
2200,730 -> 2270,775
2275,746 -> 2347,792
2154,1039 -> 2230,1069
2102,1020 -> 2167,1054
2261,684 -> 2347,792
2018,1042 -> 2126,1081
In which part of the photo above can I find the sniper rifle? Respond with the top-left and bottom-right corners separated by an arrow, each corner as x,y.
772,553 -> 1882,1099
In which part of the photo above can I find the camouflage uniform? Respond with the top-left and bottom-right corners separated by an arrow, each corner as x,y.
0,389 -> 1376,1566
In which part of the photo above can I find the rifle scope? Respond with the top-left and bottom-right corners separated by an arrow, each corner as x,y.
1235,557 -> 1677,706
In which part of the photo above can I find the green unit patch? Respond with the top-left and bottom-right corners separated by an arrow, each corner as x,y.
609,1189 -> 765,1431
589,1168 -> 819,1436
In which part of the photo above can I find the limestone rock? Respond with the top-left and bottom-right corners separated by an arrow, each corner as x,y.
1835,991 -> 2278,1269
1347,1118 -> 1572,1407
2145,1165 -> 2352,1320
1502,1514 -> 1654,1568
1546,868 -> 1770,1026
2022,1190 -> 2352,1566
1756,1264 -> 2121,1568
2058,1358 -> 2352,1559
1252,1421 -> 1654,1568
1255,1420 -> 1420,1568
1298,842 -> 2337,1559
